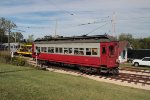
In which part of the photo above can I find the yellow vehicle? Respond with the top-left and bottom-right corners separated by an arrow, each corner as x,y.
16,44 -> 32,56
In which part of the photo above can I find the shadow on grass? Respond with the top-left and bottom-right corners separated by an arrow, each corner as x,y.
0,68 -> 35,74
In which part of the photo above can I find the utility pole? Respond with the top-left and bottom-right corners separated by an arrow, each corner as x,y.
0,20 -> 2,44
8,24 -> 11,52
54,19 -> 57,38
15,32 -> 16,43
111,12 -> 116,37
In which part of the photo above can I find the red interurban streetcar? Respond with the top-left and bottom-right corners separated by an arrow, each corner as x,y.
32,35 -> 119,75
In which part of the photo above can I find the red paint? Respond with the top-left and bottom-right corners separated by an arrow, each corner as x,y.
38,53 -> 100,67
32,42 -> 119,68
107,42 -> 119,68
100,43 -> 108,66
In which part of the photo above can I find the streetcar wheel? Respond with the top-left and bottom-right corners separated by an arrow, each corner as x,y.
112,68 -> 119,75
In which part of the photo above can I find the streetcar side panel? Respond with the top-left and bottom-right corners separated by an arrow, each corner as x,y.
32,43 -> 101,67
32,42 -> 119,68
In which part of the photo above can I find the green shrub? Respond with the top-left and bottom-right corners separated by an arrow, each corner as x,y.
0,51 -> 11,63
11,57 -> 26,66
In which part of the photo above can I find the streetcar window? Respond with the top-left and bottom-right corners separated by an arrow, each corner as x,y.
79,48 -> 84,50
74,48 -> 78,55
79,51 -> 84,55
64,48 -> 69,54
102,47 -> 106,54
92,48 -> 98,55
59,48 -> 63,53
69,48 -> 72,54
55,48 -> 59,53
37,47 -> 41,53
41,47 -> 47,52
86,48 -> 91,55
78,48 -> 84,55
48,47 -> 54,53
27,46 -> 32,52
109,46 -> 114,55
56,47 -> 63,53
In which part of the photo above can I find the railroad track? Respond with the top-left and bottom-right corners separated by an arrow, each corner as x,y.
45,64 -> 150,89
100,73 -> 150,86
27,59 -> 150,90
120,67 -> 150,74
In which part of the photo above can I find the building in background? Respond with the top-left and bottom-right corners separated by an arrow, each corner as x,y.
118,41 -> 131,63
1,43 -> 20,52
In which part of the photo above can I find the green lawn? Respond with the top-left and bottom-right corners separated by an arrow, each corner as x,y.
0,63 -> 150,100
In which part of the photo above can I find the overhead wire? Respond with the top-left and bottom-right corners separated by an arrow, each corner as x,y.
15,1 -> 150,35
85,22 -> 110,36
118,16 -> 150,21
17,16 -> 149,34
16,18 -> 111,29
78,20 -> 111,26
14,1 -> 113,34
17,25 -> 51,29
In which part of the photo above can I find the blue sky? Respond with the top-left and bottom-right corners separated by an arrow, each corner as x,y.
0,0 -> 150,39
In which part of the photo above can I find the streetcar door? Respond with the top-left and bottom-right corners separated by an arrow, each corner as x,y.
100,43 -> 107,65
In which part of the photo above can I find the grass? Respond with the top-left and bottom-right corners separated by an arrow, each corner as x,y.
120,63 -> 150,70
0,63 -> 150,100
0,51 -> 11,63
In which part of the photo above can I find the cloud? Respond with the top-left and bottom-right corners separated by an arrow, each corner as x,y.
0,0 -> 150,39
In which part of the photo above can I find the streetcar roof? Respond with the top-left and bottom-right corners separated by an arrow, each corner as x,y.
34,35 -> 118,44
